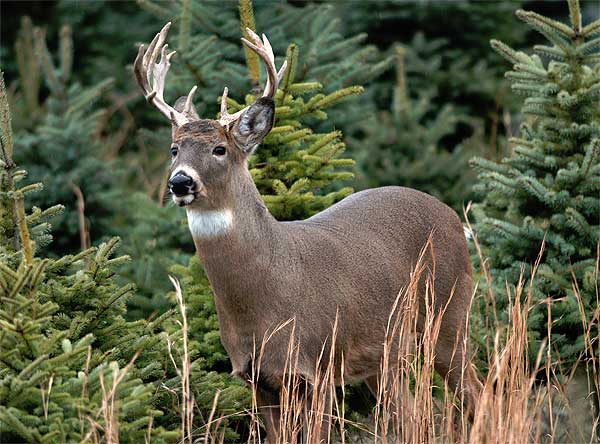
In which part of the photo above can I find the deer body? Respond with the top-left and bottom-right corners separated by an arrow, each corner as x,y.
194,181 -> 472,384
134,24 -> 481,442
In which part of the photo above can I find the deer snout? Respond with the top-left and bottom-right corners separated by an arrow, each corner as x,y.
169,173 -> 194,197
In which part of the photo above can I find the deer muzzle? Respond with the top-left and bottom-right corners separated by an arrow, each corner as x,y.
169,173 -> 194,197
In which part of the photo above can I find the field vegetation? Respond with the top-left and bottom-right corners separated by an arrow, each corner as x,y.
0,0 -> 598,442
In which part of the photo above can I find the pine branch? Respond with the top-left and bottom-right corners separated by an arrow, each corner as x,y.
582,18 -> 600,37
59,25 -> 72,82
567,0 -> 582,35
179,0 -> 191,52
33,28 -> 65,99
516,9 -> 575,40
14,195 -> 33,265
580,139 -> 599,178
491,39 -> 532,65
0,72 -> 13,162
239,0 -> 259,86
280,44 -> 299,101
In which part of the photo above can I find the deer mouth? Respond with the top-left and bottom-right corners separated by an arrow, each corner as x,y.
173,193 -> 196,207
171,182 -> 208,207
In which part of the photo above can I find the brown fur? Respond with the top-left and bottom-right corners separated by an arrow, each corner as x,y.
168,103 -> 482,442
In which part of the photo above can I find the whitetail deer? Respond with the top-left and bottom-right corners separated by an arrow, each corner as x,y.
134,23 -> 482,442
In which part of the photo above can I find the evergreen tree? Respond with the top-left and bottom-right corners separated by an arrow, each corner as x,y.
341,0 -> 533,154
0,73 -> 177,443
354,46 -> 476,210
470,0 -> 600,363
117,194 -> 192,319
7,17 -> 195,319
9,18 -> 123,255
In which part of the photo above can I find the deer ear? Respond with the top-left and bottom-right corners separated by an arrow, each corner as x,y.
230,97 -> 275,155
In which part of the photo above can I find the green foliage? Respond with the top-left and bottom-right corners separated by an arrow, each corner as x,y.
0,73 -> 177,443
117,194 -> 192,319
9,19 -> 123,255
353,46 -> 477,210
342,0 -> 531,116
470,1 -> 600,363
7,18 -> 194,320
166,256 -> 250,441
55,0 -> 160,91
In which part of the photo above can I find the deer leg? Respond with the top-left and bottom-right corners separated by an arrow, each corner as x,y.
434,332 -> 482,420
304,380 -> 333,444
255,383 -> 281,444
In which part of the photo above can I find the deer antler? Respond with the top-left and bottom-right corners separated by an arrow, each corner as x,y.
219,28 -> 288,127
133,22 -> 197,127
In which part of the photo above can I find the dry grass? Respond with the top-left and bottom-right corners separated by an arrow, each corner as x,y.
95,231 -> 599,444
186,232 -> 599,444
82,349 -> 142,444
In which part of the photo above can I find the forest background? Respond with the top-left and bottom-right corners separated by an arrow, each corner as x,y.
0,1 -> 599,443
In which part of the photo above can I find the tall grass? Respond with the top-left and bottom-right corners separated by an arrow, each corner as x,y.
93,235 -> 599,444
186,234 -> 599,444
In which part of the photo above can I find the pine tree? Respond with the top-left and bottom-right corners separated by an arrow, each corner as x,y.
354,45 -> 476,211
137,0 -> 392,138
7,18 -> 195,320
470,0 -> 600,363
0,73 -> 178,443
9,18 -> 123,255
341,0 -> 534,157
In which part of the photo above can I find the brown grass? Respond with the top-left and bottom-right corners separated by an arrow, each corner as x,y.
103,230 -> 600,444
82,349 -> 142,444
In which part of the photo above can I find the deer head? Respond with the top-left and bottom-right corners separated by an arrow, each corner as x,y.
134,23 -> 287,210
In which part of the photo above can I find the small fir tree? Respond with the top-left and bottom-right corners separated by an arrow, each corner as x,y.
354,46 -> 476,210
0,73 -> 177,443
7,18 -> 195,319
10,19 -> 122,255
341,0 -> 533,159
470,0 -> 600,363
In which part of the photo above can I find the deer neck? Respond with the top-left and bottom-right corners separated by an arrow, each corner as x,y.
185,167 -> 277,262
185,168 -> 280,335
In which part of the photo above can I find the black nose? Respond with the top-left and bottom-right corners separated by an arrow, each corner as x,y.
168,173 -> 194,197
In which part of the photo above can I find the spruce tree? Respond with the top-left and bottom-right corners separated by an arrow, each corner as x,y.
7,17 -> 195,320
470,0 -> 600,363
9,18 -> 123,255
0,73 -> 178,443
341,1 -> 533,157
354,46 -> 476,210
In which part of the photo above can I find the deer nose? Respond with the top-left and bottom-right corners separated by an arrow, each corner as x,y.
169,173 -> 194,197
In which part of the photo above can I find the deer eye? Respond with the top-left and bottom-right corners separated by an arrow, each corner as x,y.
170,146 -> 179,157
212,146 -> 226,156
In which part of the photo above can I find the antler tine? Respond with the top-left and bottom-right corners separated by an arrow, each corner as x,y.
219,86 -> 247,127
220,87 -> 230,117
241,28 -> 282,98
259,33 -> 288,97
219,29 -> 287,128
133,22 -> 197,128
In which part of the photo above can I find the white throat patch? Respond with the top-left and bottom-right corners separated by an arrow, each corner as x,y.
186,209 -> 233,239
